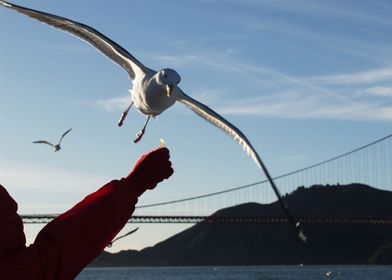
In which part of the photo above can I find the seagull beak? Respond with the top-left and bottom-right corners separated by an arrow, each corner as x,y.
166,84 -> 174,97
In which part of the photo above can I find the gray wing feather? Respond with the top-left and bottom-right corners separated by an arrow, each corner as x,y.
32,140 -> 55,147
59,128 -> 72,144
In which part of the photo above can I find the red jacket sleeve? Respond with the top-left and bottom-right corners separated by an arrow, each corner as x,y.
31,177 -> 140,280
1,148 -> 173,280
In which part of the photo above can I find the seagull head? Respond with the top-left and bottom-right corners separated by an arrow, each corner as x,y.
157,68 -> 181,97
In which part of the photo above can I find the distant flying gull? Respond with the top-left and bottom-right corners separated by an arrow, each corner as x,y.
0,1 -> 306,241
33,128 -> 72,152
107,227 -> 139,248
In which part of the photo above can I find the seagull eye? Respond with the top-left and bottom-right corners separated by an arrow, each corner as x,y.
163,73 -> 167,78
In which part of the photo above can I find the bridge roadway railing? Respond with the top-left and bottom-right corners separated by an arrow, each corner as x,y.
21,214 -> 392,225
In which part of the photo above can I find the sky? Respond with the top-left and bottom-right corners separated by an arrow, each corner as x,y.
1,0 -> 392,252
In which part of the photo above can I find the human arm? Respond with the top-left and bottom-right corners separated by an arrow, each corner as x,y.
32,147 -> 173,279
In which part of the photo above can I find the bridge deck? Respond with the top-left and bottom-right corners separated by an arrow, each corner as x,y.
21,215 -> 392,225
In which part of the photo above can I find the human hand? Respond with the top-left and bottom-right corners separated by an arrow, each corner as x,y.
127,147 -> 174,196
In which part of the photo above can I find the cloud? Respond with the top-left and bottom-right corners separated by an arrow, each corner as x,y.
214,90 -> 392,121
307,68 -> 392,85
92,47 -> 392,121
152,54 -> 202,67
94,95 -> 130,113
190,88 -> 224,105
92,64 -> 392,121
0,161 -> 108,198
362,86 -> 392,97
0,160 -> 110,212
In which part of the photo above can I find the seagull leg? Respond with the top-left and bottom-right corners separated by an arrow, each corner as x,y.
133,116 -> 151,143
118,101 -> 134,127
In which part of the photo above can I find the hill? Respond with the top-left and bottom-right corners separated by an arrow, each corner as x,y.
90,183 -> 392,266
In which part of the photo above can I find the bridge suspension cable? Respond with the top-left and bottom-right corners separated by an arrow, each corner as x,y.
21,132 -> 392,223
136,133 -> 392,209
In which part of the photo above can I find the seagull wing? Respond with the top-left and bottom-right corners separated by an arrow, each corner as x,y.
176,89 -> 305,240
32,140 -> 55,147
176,89 -> 264,171
117,227 -> 139,240
0,1 -> 152,80
59,128 -> 72,144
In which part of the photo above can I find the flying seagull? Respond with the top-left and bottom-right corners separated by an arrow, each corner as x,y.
107,227 -> 139,248
33,128 -> 72,152
0,1 -> 306,241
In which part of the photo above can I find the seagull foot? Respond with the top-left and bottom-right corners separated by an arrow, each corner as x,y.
118,101 -> 133,127
118,111 -> 128,127
133,129 -> 145,143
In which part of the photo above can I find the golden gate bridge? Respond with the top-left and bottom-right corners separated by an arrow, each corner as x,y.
22,133 -> 392,225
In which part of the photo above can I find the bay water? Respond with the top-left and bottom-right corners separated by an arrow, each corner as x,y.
76,265 -> 392,279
